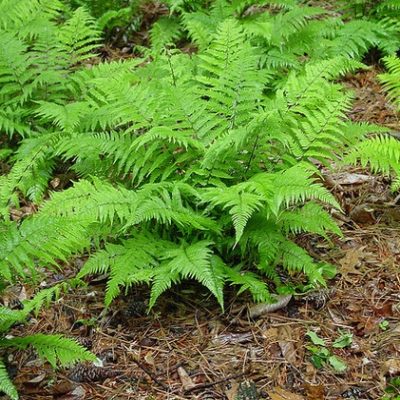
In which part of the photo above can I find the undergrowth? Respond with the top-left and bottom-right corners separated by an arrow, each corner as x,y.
0,0 -> 400,397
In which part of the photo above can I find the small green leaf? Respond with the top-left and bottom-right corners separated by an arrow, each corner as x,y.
310,354 -> 324,369
379,320 -> 390,331
332,330 -> 353,348
306,330 -> 326,346
306,345 -> 329,356
306,345 -> 330,369
318,262 -> 337,279
328,355 -> 347,372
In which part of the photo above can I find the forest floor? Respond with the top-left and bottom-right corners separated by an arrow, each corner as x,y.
2,48 -> 400,400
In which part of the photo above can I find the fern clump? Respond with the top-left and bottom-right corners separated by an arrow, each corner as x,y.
2,15 -> 364,309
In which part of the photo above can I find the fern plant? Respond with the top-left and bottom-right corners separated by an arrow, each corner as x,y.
67,0 -> 147,37
379,56 -> 400,109
346,56 -> 400,190
336,0 -> 400,54
146,0 -> 397,70
0,0 -> 100,210
1,0 -> 391,308
2,14 -> 373,309
0,282 -> 96,400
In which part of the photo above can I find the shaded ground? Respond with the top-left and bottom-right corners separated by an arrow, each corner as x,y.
2,72 -> 400,400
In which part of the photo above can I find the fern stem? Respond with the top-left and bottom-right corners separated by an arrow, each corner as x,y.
166,49 -> 177,87
244,134 -> 260,177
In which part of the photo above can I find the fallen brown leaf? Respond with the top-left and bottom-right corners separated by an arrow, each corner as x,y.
177,366 -> 195,391
304,383 -> 324,400
382,359 -> 400,376
268,387 -> 305,400
339,247 -> 364,281
278,326 -> 299,367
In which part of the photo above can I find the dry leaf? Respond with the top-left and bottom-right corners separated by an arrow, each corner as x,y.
225,382 -> 239,400
373,303 -> 394,317
332,173 -> 373,185
249,295 -> 292,318
144,352 -> 155,367
212,332 -> 252,345
339,248 -> 364,280
268,387 -> 305,400
50,177 -> 61,188
278,326 -> 298,366
382,359 -> 400,376
304,383 -> 324,400
177,366 -> 195,391
27,373 -> 46,384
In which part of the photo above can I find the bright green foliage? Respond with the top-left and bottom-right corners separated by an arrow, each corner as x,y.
146,0 -> 399,65
337,0 -> 400,54
346,134 -> 400,191
0,359 -> 18,400
0,334 -> 95,369
1,1 -> 381,310
68,0 -> 146,33
379,56 -> 400,109
0,2 -> 100,208
0,217 -> 91,280
346,56 -> 400,190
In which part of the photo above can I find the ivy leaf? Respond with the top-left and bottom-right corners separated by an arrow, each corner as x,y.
306,331 -> 326,346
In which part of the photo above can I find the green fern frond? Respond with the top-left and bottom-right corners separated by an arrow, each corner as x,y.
326,20 -> 379,58
280,202 -> 342,237
0,133 -> 58,210
0,216 -> 91,280
0,0 -> 62,32
279,239 -> 325,285
0,334 -> 96,368
378,0 -> 400,12
78,235 -> 161,305
0,359 -> 18,400
225,268 -> 272,303
0,307 -> 27,333
0,32 -> 37,105
150,16 -> 182,53
379,56 -> 400,108
202,183 -> 263,243
58,7 -> 100,65
250,164 -> 339,215
345,135 -> 400,177
36,101 -> 90,131
24,279 -> 84,316
149,240 -> 224,309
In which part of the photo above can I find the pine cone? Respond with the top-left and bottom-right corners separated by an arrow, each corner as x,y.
74,337 -> 93,349
123,299 -> 147,318
68,363 -> 119,382
304,289 -> 333,310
